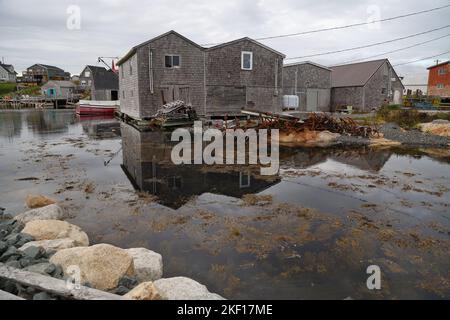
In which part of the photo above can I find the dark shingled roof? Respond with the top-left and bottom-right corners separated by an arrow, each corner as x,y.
87,66 -> 119,90
331,59 -> 387,88
0,63 -> 16,74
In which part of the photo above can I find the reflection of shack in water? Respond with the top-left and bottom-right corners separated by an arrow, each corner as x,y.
81,117 -> 121,139
120,123 -> 281,209
280,147 -> 393,173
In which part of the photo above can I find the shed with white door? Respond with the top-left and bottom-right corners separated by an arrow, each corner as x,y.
283,61 -> 332,112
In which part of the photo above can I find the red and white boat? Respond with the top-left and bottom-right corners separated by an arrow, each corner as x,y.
76,100 -> 120,116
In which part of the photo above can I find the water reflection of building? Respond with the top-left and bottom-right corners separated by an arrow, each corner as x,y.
81,117 -> 121,139
280,147 -> 393,173
329,148 -> 392,172
0,111 -> 22,139
120,123 -> 281,209
25,110 -> 75,136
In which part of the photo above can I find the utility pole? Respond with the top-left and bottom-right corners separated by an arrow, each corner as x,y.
435,60 -> 440,65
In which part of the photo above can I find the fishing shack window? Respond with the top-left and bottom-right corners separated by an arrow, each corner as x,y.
165,55 -> 181,68
242,52 -> 253,70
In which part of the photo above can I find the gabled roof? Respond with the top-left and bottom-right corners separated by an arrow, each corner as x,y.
31,64 -> 65,73
0,63 -> 16,75
427,60 -> 449,70
330,59 -> 387,88
117,30 -> 204,66
43,80 -> 75,88
85,65 -> 119,90
207,37 -> 286,58
283,61 -> 332,71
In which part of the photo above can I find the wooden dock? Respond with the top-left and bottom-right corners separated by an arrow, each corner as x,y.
0,96 -> 78,110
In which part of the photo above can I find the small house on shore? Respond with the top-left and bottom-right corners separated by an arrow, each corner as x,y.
0,63 -> 17,82
427,60 -> 449,98
79,66 -> 119,101
41,80 -> 76,99
23,64 -> 70,84
117,30 -> 285,120
283,61 -> 332,112
330,59 -> 404,111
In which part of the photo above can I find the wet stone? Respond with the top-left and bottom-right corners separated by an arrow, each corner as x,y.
19,257 -> 34,268
118,276 -> 139,289
5,260 -> 21,269
33,292 -> 52,300
0,241 -> 7,255
22,246 -> 44,260
113,286 -> 130,296
0,246 -> 22,262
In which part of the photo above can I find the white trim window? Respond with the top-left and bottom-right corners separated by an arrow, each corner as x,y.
438,68 -> 446,75
437,83 -> 445,89
241,51 -> 253,70
165,55 -> 181,68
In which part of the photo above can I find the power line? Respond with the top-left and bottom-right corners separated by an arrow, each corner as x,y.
393,51 -> 450,66
338,33 -> 450,65
202,4 -> 450,46
285,25 -> 449,60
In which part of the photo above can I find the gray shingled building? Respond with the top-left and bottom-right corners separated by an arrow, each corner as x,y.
283,61 -> 332,112
79,65 -> 119,101
117,30 -> 285,120
331,59 -> 404,111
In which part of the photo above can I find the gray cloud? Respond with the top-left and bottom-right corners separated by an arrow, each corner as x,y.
0,0 -> 449,85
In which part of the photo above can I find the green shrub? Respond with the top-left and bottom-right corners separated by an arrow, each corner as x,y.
0,83 -> 17,96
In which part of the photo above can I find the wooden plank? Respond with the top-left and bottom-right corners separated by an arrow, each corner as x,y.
0,289 -> 25,300
0,264 -> 125,300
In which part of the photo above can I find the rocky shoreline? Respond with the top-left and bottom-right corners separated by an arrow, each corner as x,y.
0,196 -> 224,300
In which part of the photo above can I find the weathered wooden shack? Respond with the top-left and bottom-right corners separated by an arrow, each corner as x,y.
41,80 -> 76,99
117,30 -> 285,120
283,61 -> 332,112
79,66 -> 119,101
331,59 -> 404,111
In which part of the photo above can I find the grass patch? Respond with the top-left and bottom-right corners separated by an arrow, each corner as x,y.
376,106 -> 450,129
0,84 -> 41,97
0,83 -> 17,96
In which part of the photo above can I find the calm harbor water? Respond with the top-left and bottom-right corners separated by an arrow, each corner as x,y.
0,109 -> 449,299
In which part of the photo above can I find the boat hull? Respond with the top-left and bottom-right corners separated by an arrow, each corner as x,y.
76,100 -> 119,116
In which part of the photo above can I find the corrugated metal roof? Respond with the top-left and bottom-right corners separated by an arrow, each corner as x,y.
331,59 -> 386,88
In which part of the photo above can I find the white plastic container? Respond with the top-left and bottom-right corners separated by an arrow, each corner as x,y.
283,95 -> 299,110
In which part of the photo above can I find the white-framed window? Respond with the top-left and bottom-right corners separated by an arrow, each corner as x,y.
165,55 -> 181,68
381,88 -> 387,94
84,71 -> 90,77
241,51 -> 253,70
129,62 -> 133,75
438,68 -> 446,75
437,83 -> 445,89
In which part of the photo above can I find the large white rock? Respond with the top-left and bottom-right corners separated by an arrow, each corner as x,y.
22,220 -> 89,247
19,238 -> 78,254
124,282 -> 162,300
14,204 -> 65,224
153,277 -> 225,300
125,248 -> 163,282
50,244 -> 135,291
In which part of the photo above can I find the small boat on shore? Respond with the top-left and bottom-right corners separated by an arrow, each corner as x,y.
76,100 -> 119,116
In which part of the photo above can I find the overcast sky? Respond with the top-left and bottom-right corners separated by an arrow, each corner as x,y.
1,0 -> 449,87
